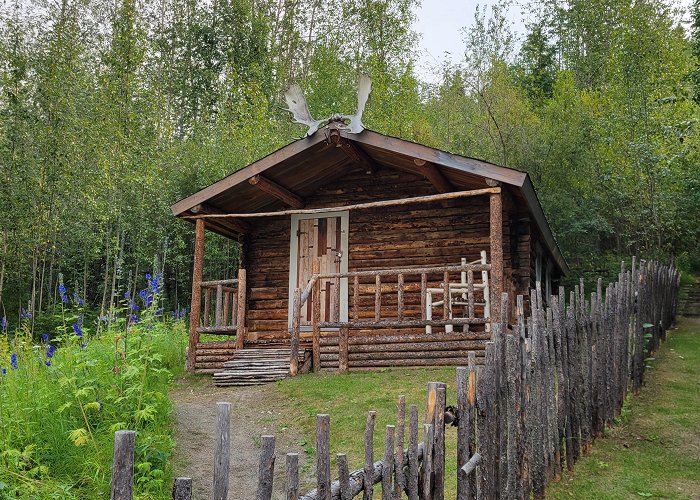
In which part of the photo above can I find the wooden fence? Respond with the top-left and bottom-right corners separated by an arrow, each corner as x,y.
111,258 -> 679,499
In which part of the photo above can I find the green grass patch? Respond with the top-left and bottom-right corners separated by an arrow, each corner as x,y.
276,366 -> 461,496
547,318 -> 700,499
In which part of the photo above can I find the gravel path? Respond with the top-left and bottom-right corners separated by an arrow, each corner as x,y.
170,377 -> 307,499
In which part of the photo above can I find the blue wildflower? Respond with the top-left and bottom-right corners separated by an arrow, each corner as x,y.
155,308 -> 163,317
145,273 -> 152,281
73,293 -> 85,306
150,274 -> 161,294
1,368 -> 6,375
171,310 -> 176,320
73,323 -> 83,337
41,333 -> 49,343
58,282 -> 69,304
20,308 -> 32,320
46,345 -> 56,358
1,316 -> 6,331
124,291 -> 130,299
139,289 -> 147,301
80,343 -> 86,349
45,360 -> 51,367
10,353 -> 18,370
129,314 -> 139,324
129,300 -> 139,312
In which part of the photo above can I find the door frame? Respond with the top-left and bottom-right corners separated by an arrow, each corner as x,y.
287,210 -> 349,330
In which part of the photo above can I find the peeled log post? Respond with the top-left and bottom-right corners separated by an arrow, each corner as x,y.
489,190 -> 503,330
111,430 -> 135,500
313,261 -> 322,372
235,268 -> 247,349
187,219 -> 205,372
316,414 -> 332,500
212,402 -> 231,500
257,436 -> 276,500
422,424 -> 434,500
290,288 -> 301,376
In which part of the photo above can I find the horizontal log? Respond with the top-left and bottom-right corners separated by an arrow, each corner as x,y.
348,340 -> 487,354
185,188 -> 501,220
196,342 -> 238,349
349,357 -> 483,368
321,332 -> 492,346
200,278 -> 239,287
316,264 -> 490,280
320,318 -> 488,329
196,326 -> 239,334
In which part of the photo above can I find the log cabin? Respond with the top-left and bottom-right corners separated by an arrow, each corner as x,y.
171,122 -> 568,385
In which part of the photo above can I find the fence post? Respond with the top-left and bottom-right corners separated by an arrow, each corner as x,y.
257,435 -> 276,500
363,411 -> 377,500
111,430 -> 135,500
316,414 -> 331,500
213,402 -> 231,500
286,453 -> 299,500
172,477 -> 192,500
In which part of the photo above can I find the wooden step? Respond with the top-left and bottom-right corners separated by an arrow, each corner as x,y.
212,347 -> 311,387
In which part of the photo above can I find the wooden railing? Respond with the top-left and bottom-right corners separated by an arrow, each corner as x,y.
290,260 -> 492,375
198,278 -> 239,334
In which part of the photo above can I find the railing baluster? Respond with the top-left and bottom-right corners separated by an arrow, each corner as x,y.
215,284 -> 223,327
290,288 -> 301,377
223,290 -> 230,326
443,271 -> 450,321
204,287 -> 211,327
397,274 -> 404,322
231,291 -> 238,328
353,275 -> 359,322
375,274 -> 382,322
421,273 -> 427,321
467,270 -> 475,319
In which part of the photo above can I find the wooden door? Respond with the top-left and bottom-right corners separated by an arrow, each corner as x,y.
289,213 -> 348,329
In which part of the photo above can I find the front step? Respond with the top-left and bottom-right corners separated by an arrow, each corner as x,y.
213,348 -> 309,386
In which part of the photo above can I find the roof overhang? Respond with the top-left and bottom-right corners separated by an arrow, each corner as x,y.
172,126 -> 569,275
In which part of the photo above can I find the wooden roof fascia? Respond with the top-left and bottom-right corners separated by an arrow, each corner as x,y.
170,132 -> 329,216
248,174 -> 305,209
342,129 -> 528,187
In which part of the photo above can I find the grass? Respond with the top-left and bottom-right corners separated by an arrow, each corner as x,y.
276,366 -> 461,496
274,318 -> 700,499
547,317 -> 700,499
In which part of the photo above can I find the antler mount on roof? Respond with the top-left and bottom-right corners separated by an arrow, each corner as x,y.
284,74 -> 372,137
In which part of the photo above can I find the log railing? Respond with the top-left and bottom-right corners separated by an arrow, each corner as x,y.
290,260 -> 491,374
195,269 -> 247,342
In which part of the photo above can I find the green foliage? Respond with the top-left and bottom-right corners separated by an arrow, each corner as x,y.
0,295 -> 186,497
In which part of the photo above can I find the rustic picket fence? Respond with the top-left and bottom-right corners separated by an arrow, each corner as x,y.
110,258 -> 679,500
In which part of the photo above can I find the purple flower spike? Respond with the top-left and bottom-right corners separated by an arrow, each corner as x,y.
10,354 -> 18,370
73,323 -> 83,337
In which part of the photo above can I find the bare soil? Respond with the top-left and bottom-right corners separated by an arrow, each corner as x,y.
170,376 -> 308,500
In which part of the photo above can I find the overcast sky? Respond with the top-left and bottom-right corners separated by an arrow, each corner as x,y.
411,0 -> 692,83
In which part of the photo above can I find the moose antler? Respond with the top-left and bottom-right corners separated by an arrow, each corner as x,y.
284,75 -> 372,136
284,84 -> 325,137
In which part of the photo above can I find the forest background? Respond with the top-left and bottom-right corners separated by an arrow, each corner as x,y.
1,0 -> 699,332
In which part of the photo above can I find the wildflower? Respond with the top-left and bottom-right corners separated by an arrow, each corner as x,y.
1,368 -> 6,375
72,293 -> 85,306
149,274 -> 161,294
124,291 -> 130,299
139,289 -> 147,301
20,308 -> 32,320
155,308 -> 163,317
46,345 -> 56,358
171,310 -> 176,320
73,323 -> 83,337
58,282 -> 69,304
1,316 -> 6,331
129,300 -> 139,312
45,361 -> 51,367
80,343 -> 86,349
145,273 -> 152,281
10,353 -> 18,370
41,333 -> 49,343
129,314 -> 139,324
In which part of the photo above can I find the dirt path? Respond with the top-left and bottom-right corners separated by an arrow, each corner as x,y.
170,376 -> 308,500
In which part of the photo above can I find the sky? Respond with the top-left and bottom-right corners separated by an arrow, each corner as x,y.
411,1 -> 529,82
411,0 -> 692,83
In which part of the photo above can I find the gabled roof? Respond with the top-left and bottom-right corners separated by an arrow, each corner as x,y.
172,126 -> 569,274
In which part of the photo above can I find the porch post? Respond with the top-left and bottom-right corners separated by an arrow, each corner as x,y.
235,268 -> 247,349
489,188 -> 504,329
187,218 -> 205,373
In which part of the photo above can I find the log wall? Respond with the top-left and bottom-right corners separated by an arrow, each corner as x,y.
244,166 -> 534,353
